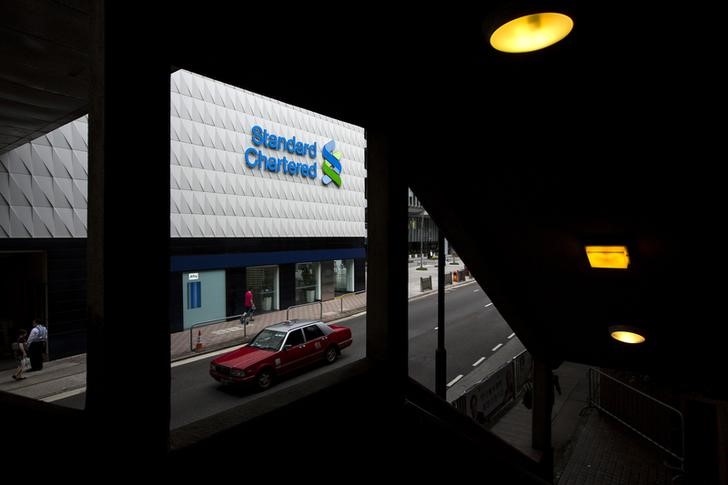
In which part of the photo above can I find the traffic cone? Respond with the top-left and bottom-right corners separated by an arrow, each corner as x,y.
195,330 -> 203,352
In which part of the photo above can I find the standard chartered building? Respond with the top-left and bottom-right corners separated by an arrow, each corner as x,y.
0,69 -> 367,356
169,69 -> 366,330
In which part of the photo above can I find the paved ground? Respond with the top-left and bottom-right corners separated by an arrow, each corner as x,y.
483,362 -> 682,484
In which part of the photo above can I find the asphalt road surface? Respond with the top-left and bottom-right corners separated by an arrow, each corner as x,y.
54,282 -> 513,429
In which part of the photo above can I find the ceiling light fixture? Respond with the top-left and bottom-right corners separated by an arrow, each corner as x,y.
585,245 -> 630,269
609,325 -> 647,344
490,12 -> 574,53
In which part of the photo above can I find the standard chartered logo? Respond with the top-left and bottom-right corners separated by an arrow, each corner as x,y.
321,140 -> 342,187
244,126 -> 342,189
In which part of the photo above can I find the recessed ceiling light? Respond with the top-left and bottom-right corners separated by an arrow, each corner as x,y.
490,12 -> 574,53
585,245 -> 630,269
609,325 -> 646,344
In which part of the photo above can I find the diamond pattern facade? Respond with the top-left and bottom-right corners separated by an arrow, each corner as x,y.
1,71 -> 366,239
170,69 -> 367,238
0,116 -> 88,237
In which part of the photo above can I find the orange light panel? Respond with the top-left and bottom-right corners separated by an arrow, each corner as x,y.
585,246 -> 630,269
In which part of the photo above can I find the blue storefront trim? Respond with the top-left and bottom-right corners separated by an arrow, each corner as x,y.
171,248 -> 366,272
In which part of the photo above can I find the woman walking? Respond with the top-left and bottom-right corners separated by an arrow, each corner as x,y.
11,329 -> 28,380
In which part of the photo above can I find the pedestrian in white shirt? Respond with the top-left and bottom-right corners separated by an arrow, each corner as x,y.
26,318 -> 48,371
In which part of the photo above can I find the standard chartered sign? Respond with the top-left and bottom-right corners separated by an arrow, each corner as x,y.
244,125 -> 341,187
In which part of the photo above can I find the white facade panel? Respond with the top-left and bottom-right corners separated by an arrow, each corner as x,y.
170,69 -> 366,238
2,71 -> 366,239
0,116 -> 88,238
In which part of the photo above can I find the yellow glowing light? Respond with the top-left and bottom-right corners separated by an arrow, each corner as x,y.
490,12 -> 574,53
585,246 -> 630,269
610,330 -> 646,344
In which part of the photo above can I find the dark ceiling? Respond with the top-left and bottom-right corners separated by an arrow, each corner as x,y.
0,0 -> 89,153
2,1 -> 726,398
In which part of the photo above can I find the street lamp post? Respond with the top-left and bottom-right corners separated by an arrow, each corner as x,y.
436,229 -> 447,398
420,212 -> 424,269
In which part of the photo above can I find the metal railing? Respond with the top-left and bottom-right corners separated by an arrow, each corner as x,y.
588,367 -> 685,474
189,313 -> 251,351
286,301 -> 323,321
453,349 -> 531,425
186,290 -> 369,353
512,349 -> 532,396
340,290 -> 366,313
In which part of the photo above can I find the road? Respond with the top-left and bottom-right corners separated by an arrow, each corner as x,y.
408,282 -> 514,390
55,282 -> 513,429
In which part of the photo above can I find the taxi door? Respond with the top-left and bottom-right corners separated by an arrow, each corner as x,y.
277,329 -> 308,375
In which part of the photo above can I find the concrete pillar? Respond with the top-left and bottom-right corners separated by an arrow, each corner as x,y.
532,357 -> 554,477
366,129 -> 408,399
87,1 -> 170,461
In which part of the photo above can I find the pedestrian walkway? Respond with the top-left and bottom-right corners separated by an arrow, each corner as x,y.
0,353 -> 86,402
483,361 -> 679,484
557,407 -> 678,485
408,259 -> 466,299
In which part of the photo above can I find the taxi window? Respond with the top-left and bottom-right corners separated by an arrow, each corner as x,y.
303,325 -> 325,341
285,329 -> 304,347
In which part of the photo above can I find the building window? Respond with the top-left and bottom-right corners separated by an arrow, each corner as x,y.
295,262 -> 320,305
246,265 -> 279,312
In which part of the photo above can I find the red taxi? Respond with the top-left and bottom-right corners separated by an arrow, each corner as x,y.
210,319 -> 352,390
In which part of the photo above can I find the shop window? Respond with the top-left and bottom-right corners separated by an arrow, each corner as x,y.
334,259 -> 355,293
246,265 -> 279,312
295,262 -> 320,305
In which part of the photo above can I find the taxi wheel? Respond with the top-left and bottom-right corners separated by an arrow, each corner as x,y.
256,369 -> 273,390
324,346 -> 338,364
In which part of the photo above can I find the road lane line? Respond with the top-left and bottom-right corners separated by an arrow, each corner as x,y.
507,332 -> 515,339
473,289 -> 480,292
484,303 -> 493,308
447,375 -> 464,387
492,343 -> 503,352
171,345 -> 246,367
43,387 -> 86,402
472,357 -> 486,367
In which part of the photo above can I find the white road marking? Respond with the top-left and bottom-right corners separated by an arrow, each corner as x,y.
472,357 -> 486,367
447,375 -> 464,387
43,387 -> 86,402
434,327 -> 438,331
492,343 -> 503,352
332,310 -> 367,323
484,303 -> 493,308
473,289 -> 480,292
507,332 -> 515,339
171,344 -> 246,367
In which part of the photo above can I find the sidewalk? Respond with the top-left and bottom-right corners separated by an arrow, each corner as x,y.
408,259 -> 466,299
0,353 -> 86,402
486,361 -> 679,484
1,258 -> 475,404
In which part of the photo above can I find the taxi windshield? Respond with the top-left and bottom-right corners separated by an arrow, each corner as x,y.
249,329 -> 286,351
